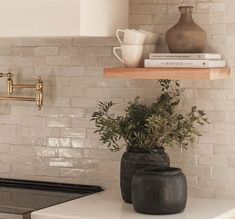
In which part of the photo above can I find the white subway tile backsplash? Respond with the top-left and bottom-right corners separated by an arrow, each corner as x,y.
188,186 -> 215,198
35,166 -> 60,177
47,138 -> 71,147
58,148 -> 84,158
59,47 -> 85,57
36,147 -> 57,157
61,128 -> 86,138
49,158 -> 73,168
0,0 -> 232,198
71,139 -> 97,149
47,117 -> 71,128
35,47 -> 59,56
60,168 -> 86,178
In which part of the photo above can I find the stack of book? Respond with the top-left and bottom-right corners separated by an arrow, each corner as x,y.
144,53 -> 226,68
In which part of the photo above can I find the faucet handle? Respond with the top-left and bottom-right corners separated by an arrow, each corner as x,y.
0,72 -> 13,78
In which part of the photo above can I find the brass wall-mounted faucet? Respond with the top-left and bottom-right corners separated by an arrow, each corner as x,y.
0,73 -> 43,110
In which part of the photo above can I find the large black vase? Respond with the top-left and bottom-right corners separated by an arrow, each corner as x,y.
132,167 -> 187,215
120,147 -> 170,203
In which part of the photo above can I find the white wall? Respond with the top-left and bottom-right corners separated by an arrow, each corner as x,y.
0,0 -> 128,37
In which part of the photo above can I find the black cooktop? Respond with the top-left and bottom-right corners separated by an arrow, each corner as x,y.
0,178 -> 102,218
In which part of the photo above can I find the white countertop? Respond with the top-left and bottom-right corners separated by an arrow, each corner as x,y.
32,191 -> 235,219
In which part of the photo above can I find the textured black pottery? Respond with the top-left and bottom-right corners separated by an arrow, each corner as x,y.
120,147 -> 170,203
132,167 -> 187,215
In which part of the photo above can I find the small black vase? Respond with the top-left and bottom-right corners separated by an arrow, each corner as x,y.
120,147 -> 170,203
132,167 -> 187,215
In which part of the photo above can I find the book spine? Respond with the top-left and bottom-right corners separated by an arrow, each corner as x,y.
149,54 -> 203,60
145,60 -> 210,68
149,54 -> 221,60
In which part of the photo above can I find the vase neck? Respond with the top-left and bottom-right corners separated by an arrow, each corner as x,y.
178,6 -> 194,23
179,13 -> 194,23
127,146 -> 165,153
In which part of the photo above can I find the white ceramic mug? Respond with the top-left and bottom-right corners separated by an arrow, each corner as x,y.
139,29 -> 159,45
116,29 -> 146,45
113,45 -> 143,68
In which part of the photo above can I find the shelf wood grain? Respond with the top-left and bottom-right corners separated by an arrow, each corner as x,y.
104,67 -> 231,80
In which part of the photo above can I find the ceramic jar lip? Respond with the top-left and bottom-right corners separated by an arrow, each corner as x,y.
136,167 -> 182,175
127,146 -> 164,153
179,6 -> 194,14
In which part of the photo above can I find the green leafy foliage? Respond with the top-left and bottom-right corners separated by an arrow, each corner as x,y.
91,80 -> 209,151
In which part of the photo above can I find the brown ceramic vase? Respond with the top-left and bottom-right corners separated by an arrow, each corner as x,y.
166,6 -> 207,53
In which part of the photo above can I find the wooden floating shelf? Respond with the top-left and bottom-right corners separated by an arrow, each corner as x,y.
104,67 -> 231,80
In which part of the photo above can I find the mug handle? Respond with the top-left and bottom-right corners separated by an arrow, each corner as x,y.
113,47 -> 124,64
116,29 -> 124,45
